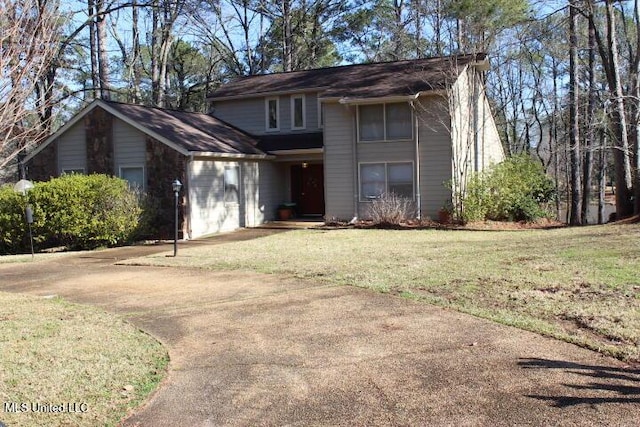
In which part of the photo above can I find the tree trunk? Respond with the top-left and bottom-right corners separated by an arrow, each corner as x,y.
88,0 -> 98,99
151,0 -> 161,105
569,1 -> 581,225
282,0 -> 293,71
598,129 -> 608,224
131,0 -> 142,102
582,13 -> 596,224
96,0 -> 110,100
604,0 -> 634,218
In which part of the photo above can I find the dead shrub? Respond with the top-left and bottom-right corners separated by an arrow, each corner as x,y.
367,193 -> 416,227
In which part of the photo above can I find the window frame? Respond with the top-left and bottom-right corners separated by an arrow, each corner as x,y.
265,97 -> 280,131
317,98 -> 323,129
119,165 -> 145,190
223,164 -> 241,205
358,161 -> 415,202
290,94 -> 306,130
357,102 -> 414,143
61,168 -> 85,175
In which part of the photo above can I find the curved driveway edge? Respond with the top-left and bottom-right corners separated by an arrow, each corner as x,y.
0,243 -> 638,426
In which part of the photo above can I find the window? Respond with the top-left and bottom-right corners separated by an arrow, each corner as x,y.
224,165 -> 240,204
358,102 -> 413,142
61,168 -> 85,175
318,98 -> 324,128
265,97 -> 279,131
359,105 -> 384,141
359,162 -> 413,201
120,166 -> 145,190
291,95 -> 305,129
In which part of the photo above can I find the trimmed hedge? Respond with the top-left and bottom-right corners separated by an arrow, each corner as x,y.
1,174 -> 143,254
462,155 -> 555,222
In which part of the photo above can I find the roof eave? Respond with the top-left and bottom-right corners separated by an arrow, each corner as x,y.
208,86 -> 330,102
268,148 -> 323,156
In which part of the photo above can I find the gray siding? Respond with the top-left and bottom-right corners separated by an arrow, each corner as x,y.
57,121 -> 86,173
476,78 -> 505,169
416,96 -> 453,218
324,98 -> 455,221
258,162 -> 286,221
113,118 -> 146,172
323,102 -> 355,220
211,98 -> 265,135
211,92 -> 322,135
242,160 -> 285,226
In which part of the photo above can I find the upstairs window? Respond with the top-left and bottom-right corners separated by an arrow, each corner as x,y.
291,94 -> 306,129
358,102 -> 413,142
266,97 -> 279,131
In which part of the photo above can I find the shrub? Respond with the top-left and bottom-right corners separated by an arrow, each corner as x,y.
0,185 -> 31,254
367,193 -> 416,227
0,174 -> 143,254
462,155 -> 555,222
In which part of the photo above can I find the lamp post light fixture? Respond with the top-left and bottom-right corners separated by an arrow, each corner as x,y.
13,179 -> 35,259
172,179 -> 182,257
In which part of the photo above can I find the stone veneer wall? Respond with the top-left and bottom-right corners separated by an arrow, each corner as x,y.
85,107 -> 114,174
146,137 -> 188,239
27,143 -> 57,181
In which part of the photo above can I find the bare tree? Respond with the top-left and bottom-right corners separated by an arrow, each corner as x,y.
0,0 -> 62,176
569,0 -> 581,225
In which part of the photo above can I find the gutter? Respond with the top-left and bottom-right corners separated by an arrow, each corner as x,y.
338,93 -> 422,106
189,151 -> 275,160
412,101 -> 421,220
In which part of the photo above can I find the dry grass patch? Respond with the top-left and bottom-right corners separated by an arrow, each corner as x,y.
0,292 -> 168,427
127,223 -> 640,362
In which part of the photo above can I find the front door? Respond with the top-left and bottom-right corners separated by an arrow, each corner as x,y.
291,164 -> 325,216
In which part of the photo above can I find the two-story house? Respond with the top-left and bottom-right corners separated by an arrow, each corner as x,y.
23,53 -> 504,238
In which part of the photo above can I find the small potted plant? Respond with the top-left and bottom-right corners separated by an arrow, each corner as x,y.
438,201 -> 453,224
277,203 -> 295,220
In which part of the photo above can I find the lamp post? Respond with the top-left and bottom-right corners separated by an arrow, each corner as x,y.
13,179 -> 35,259
172,179 -> 182,257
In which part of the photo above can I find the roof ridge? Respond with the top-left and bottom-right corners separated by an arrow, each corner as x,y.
226,53 -> 482,80
100,99 -> 211,116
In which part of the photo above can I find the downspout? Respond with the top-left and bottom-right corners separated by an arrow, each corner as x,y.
473,70 -> 480,172
412,100 -> 421,220
351,104 -> 359,222
185,153 -> 194,240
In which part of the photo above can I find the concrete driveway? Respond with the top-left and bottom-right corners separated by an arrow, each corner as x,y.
0,237 -> 638,426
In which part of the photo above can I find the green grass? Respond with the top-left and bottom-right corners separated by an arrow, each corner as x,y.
128,223 -> 640,362
0,292 -> 168,427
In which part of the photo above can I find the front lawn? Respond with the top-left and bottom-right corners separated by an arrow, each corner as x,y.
0,292 -> 168,427
129,224 -> 640,362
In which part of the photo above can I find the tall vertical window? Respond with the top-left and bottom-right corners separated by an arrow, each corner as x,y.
224,165 -> 240,203
318,98 -> 323,128
358,102 -> 413,142
291,94 -> 306,129
266,97 -> 279,131
359,162 -> 413,201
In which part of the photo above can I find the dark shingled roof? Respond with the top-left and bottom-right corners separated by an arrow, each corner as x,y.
210,54 -> 485,100
103,101 -> 263,155
257,133 -> 323,152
